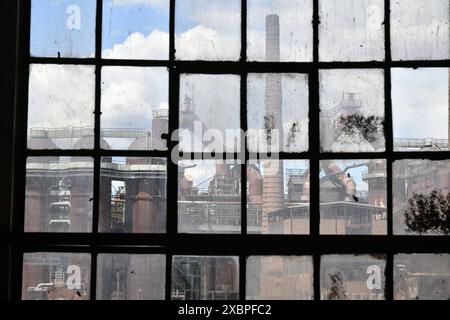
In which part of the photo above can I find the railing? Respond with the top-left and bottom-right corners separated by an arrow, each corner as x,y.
394,138 -> 448,149
30,127 -> 151,139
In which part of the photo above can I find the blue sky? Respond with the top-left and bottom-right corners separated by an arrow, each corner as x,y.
102,0 -> 169,50
30,0 -> 170,56
30,0 -> 96,57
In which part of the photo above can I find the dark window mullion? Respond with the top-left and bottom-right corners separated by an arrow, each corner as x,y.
239,0 -> 247,301
384,0 -> 394,301
10,0 -> 32,301
165,0 -> 177,301
89,0 -> 104,301
311,0 -> 320,301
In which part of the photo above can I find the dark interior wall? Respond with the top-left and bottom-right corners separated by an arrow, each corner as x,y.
0,0 -> 18,230
0,0 -> 19,300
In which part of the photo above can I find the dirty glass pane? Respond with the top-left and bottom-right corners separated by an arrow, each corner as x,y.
27,64 -> 95,150
393,159 -> 450,235
172,256 -> 239,300
319,0 -> 384,61
101,67 -> 168,150
247,160 -> 310,234
247,73 -> 309,153
320,254 -> 385,300
392,68 -> 449,151
179,74 -> 241,153
320,159 -> 387,235
391,0 -> 450,61
319,69 -> 385,152
97,254 -> 165,300
25,157 -> 93,233
246,256 -> 313,300
98,157 -> 166,233
178,160 -> 241,234
175,0 -> 240,60
30,0 -> 96,58
247,0 -> 313,62
102,0 -> 169,59
394,254 -> 450,300
22,252 -> 91,300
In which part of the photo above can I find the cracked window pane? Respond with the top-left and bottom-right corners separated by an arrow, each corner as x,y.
320,254 -> 385,300
391,0 -> 450,61
394,254 -> 450,300
99,157 -> 167,233
319,0 -> 384,62
319,69 -> 385,152
247,73 -> 309,153
247,0 -> 313,62
392,68 -> 449,151
175,0 -> 240,61
101,67 -> 169,150
179,74 -> 241,153
22,252 -> 91,300
27,64 -> 95,150
320,159 -> 387,235
102,0 -> 169,60
248,160 -> 310,234
246,256 -> 313,300
25,157 -> 93,233
30,0 -> 96,58
96,254 -> 165,300
172,256 -> 239,300
393,159 -> 450,235
178,160 -> 241,234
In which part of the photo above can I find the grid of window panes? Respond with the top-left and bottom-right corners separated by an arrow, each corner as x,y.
14,0 -> 450,300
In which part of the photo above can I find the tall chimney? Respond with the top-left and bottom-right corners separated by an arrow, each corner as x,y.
262,14 -> 284,233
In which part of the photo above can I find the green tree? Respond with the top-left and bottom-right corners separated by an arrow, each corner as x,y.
404,189 -> 450,234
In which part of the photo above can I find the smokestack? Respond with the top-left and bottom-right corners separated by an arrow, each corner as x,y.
262,14 -> 284,233
266,14 -> 280,61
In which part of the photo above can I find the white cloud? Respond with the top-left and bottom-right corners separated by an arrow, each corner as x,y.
391,0 -> 449,60
28,64 -> 95,148
102,30 -> 169,60
109,0 -> 168,8
392,68 -> 448,140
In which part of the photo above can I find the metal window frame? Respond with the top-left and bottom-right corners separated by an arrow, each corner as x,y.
3,0 -> 449,301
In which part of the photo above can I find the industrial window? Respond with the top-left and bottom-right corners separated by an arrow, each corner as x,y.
5,0 -> 450,305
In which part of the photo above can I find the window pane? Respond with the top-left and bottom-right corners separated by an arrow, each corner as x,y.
391,0 -> 450,61
178,160 -> 241,234
319,69 -> 385,152
101,67 -> 169,150
27,64 -> 95,150
247,0 -> 313,62
172,256 -> 239,300
393,159 -> 450,235
320,159 -> 387,235
392,68 -> 449,151
319,0 -> 384,61
102,0 -> 169,59
248,160 -> 310,234
246,256 -> 313,300
99,157 -> 167,233
394,254 -> 450,300
320,254 -> 385,300
247,73 -> 309,153
30,0 -> 96,58
179,74 -> 241,153
96,254 -> 165,300
175,0 -> 240,60
25,157 -> 93,233
22,252 -> 91,300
